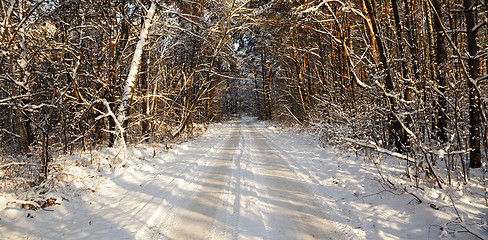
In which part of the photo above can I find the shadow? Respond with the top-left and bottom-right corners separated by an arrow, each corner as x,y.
241,123 -> 344,239
2,119 -> 362,239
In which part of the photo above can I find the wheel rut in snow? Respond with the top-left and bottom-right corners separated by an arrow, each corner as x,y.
244,122 -> 344,239
146,121 -> 345,239
163,123 -> 241,239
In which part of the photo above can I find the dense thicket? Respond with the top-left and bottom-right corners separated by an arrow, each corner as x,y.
0,0 -> 244,185
0,0 -> 487,191
244,0 -> 488,188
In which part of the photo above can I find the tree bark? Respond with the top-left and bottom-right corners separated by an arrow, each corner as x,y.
391,0 -> 412,148
364,0 -> 405,152
361,0 -> 377,61
431,0 -> 448,143
253,59 -> 261,118
140,47 -> 150,140
15,109 -> 30,154
261,50 -> 269,120
117,1 -> 157,135
463,0 -> 481,168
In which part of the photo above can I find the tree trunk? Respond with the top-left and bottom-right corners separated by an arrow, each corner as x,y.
107,12 -> 117,147
431,0 -> 448,143
261,50 -> 269,120
117,1 -> 156,137
464,0 -> 481,168
364,0 -> 405,152
361,0 -> 377,61
267,57 -> 273,120
140,47 -> 150,141
391,0 -> 411,148
15,109 -> 30,154
253,60 -> 261,119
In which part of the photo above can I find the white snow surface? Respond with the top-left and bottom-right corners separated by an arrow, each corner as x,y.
1,119 -> 487,239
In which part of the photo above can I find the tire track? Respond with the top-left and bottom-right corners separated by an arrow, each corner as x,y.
156,123 -> 241,239
243,122 -> 344,240
252,124 -> 363,240
135,123 -> 240,239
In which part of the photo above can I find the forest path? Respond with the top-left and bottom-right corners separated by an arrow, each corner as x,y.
3,120 -> 486,239
127,120 -> 345,239
0,119 -> 352,240
136,119 -> 345,239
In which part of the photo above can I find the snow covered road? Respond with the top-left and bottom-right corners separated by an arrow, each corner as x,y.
0,120 -> 348,239
240,122 -> 343,239
4,119 -> 486,239
138,120 -> 345,239
1,120 -> 350,239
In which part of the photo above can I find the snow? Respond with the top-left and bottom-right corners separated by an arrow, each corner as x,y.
1,119 -> 487,239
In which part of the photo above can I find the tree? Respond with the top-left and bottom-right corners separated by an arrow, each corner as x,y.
117,1 -> 157,140
431,0 -> 448,143
363,0 -> 405,152
464,0 -> 481,168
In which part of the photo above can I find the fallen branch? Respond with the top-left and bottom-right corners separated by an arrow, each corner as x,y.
7,197 -> 59,211
447,194 -> 486,239
7,200 -> 41,210
344,137 -> 415,163
285,106 -> 303,124
404,187 -> 422,204
0,162 -> 40,168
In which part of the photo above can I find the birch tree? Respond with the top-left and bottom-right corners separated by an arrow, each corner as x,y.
117,1 -> 157,140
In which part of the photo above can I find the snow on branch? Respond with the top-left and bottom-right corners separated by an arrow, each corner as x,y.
0,162 -> 40,169
344,137 -> 415,163
99,99 -> 127,168
0,94 -> 34,105
7,200 -> 41,210
471,19 -> 487,33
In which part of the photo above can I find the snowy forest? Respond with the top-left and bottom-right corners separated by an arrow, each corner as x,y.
1,0 -> 488,238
